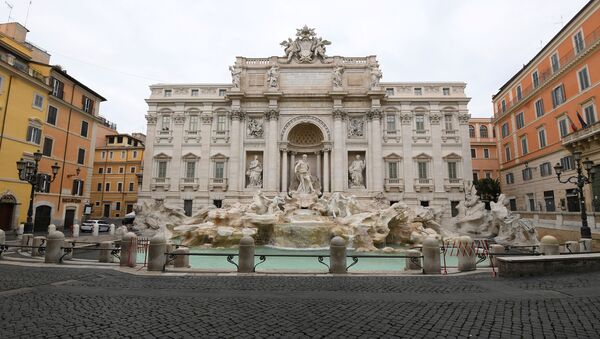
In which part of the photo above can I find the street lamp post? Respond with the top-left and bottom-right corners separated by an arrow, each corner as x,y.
16,150 -> 60,233
554,151 -> 595,239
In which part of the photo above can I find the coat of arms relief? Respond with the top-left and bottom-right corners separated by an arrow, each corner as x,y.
280,25 -> 331,63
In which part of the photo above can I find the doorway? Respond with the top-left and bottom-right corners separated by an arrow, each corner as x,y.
34,205 -> 52,233
0,193 -> 16,231
103,204 -> 110,218
64,209 -> 75,232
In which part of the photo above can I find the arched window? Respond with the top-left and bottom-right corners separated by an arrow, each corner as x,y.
469,125 -> 475,138
480,125 -> 488,138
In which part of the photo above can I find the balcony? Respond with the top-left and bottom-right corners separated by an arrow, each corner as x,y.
383,130 -> 401,143
414,178 -> 433,192
184,130 -> 201,144
562,121 -> 600,150
156,128 -> 173,144
212,129 -> 230,143
442,129 -> 460,143
384,178 -> 404,192
151,177 -> 170,191
209,177 -> 228,191
444,178 -> 464,192
180,177 -> 199,191
412,129 -> 431,143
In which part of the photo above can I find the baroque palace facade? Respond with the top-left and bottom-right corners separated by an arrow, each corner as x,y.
140,27 -> 472,217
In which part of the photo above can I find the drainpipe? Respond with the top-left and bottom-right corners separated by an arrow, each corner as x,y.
56,84 -> 76,214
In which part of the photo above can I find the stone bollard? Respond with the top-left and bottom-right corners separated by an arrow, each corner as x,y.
404,249 -> 422,271
329,236 -> 347,274
422,237 -> 441,274
238,236 -> 255,273
98,241 -> 114,263
147,233 -> 167,271
72,224 -> 79,238
44,231 -> 65,263
21,233 -> 33,253
580,239 -> 593,253
48,224 -> 56,233
173,247 -> 190,268
489,244 -> 505,267
17,224 -> 24,240
565,240 -> 580,254
62,240 -> 74,261
540,235 -> 559,255
32,236 -> 45,256
92,222 -> 99,237
0,229 -> 4,245
458,236 -> 476,272
165,243 -> 176,267
109,224 -> 115,235
119,232 -> 137,267
116,226 -> 128,239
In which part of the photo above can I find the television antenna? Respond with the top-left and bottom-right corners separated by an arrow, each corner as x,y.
24,1 -> 32,28
5,1 -> 13,21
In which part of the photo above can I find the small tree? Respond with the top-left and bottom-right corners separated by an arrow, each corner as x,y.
473,178 -> 501,203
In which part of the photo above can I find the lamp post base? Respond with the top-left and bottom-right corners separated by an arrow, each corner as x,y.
24,222 -> 34,234
581,226 -> 592,239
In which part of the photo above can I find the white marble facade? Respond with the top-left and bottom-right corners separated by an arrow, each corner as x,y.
139,27 -> 472,217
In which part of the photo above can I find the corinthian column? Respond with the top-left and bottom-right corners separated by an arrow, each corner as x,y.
281,148 -> 288,193
332,109 -> 345,192
323,148 -> 330,193
369,108 -> 383,192
229,109 -> 244,192
266,109 -> 279,192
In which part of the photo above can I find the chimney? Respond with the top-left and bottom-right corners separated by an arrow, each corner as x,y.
0,22 -> 29,43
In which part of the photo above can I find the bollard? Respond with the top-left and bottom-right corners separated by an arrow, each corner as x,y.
62,240 -> 74,260
116,226 -> 128,239
173,247 -> 190,268
92,222 -> 99,237
119,232 -> 137,267
489,244 -> 504,267
17,224 -> 24,240
32,236 -> 45,256
98,241 -> 114,263
72,224 -> 79,238
238,236 -> 255,273
165,243 -> 175,267
44,231 -> 65,263
458,236 -> 476,272
422,236 -> 441,274
329,236 -> 347,274
404,249 -> 421,271
109,224 -> 115,235
565,240 -> 579,254
0,229 -> 4,245
540,235 -> 559,255
147,233 -> 167,271
580,239 -> 593,253
48,224 -> 56,233
21,233 -> 33,253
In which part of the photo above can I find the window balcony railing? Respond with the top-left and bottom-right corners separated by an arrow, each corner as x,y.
414,178 -> 433,192
151,177 -> 170,191
180,177 -> 199,191
562,120 -> 600,147
444,178 -> 464,192
212,130 -> 230,143
384,178 -> 404,192
209,177 -> 228,191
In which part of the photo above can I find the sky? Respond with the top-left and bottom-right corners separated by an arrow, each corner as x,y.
2,0 -> 591,134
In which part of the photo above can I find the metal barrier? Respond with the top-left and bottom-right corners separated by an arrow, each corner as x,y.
0,243 -> 46,256
59,243 -> 121,263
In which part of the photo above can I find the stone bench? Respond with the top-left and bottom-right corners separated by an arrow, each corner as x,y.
497,253 -> 600,277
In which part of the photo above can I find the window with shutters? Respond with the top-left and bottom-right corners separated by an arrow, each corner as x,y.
26,125 -> 42,144
97,183 -> 102,191
532,70 -> 540,88
506,173 -> 514,184
117,182 -> 123,192
82,95 -> 94,114
584,103 -> 596,125
516,112 -> 525,129
573,30 -> 585,54
77,148 -> 85,165
51,77 -> 64,99
535,99 -> 545,117
42,137 -> 53,157
47,106 -> 58,125
551,85 -> 566,108
80,120 -> 88,137
479,125 -> 488,138
129,182 -> 134,191
558,117 -> 569,138
72,179 -> 84,196
417,162 -> 428,179
538,127 -> 547,148
550,52 -> 560,73
578,66 -> 590,91
33,93 -> 44,110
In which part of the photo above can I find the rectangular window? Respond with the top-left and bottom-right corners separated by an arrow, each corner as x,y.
97,183 -> 102,191
516,112 -> 525,129
485,171 -> 492,179
161,115 -> 170,130
386,88 -> 394,96
105,182 -> 110,191
217,115 -> 226,132
469,126 -> 475,138
115,202 -> 121,211
521,136 -> 528,155
578,67 -> 590,91
117,182 -> 123,192
218,89 -> 226,96
130,166 -> 136,173
501,122 -> 509,138
501,100 -> 506,113
157,161 -> 167,178
574,31 -> 585,54
388,162 -> 398,179
415,115 -> 425,131
129,182 -> 135,191
184,199 -> 193,216
538,128 -> 547,148
80,121 -> 88,137
42,137 -> 53,157
51,77 -> 64,99
483,148 -> 490,159
444,115 -> 453,131
527,193 -> 536,211
417,162 -> 428,179
551,85 -> 566,108
443,87 -> 450,96
98,167 -> 103,174
509,199 -> 517,211
505,145 -> 511,161
532,71 -> 540,88
560,156 -> 574,171
26,126 -> 42,144
471,148 -> 476,158
544,190 -> 556,212
47,106 -> 58,125
82,96 -> 94,113
133,151 -> 138,159
473,172 -> 479,181
107,167 -> 112,174
566,189 -> 580,212
189,115 -> 198,131
121,151 -> 125,159
191,89 -> 199,97
558,118 -> 569,138
506,173 -> 514,184
551,53 -> 560,73
448,162 -> 457,179
516,85 -> 522,100
584,104 -> 596,125
119,167 -> 124,174
109,151 -> 113,159
33,93 -> 44,109
101,151 -> 106,159
164,89 -> 172,97
77,148 -> 85,165
386,115 -> 396,132
215,162 -> 225,178
535,99 -> 545,117
540,162 -> 553,177
72,179 -> 84,196
414,88 -> 422,96
186,161 -> 196,178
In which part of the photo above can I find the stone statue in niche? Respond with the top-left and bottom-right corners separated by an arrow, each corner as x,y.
267,65 -> 279,89
332,66 -> 344,88
246,155 -> 263,188
247,118 -> 263,138
348,154 -> 366,188
294,154 -> 315,194
370,64 -> 383,89
229,65 -> 241,89
348,118 -> 364,137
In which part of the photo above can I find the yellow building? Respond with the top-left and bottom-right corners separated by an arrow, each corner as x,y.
90,134 -> 145,219
0,22 -> 53,231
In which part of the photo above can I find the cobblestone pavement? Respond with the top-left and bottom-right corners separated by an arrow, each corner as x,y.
1,264 -> 600,338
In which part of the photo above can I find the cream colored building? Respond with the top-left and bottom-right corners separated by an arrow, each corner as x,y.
139,27 -> 472,217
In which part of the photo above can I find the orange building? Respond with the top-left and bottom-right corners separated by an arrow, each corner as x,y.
492,0 -> 600,229
469,117 -> 499,181
90,133 -> 145,220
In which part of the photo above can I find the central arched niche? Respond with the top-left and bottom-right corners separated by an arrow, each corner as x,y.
287,122 -> 324,147
285,122 -> 323,193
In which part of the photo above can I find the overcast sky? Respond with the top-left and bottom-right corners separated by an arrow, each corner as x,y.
3,0 -> 590,134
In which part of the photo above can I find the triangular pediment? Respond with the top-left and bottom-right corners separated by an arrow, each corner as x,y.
413,152 -> 432,160
443,152 -> 462,160
182,152 -> 200,160
383,153 -> 403,160
153,152 -> 172,159
210,153 -> 229,160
